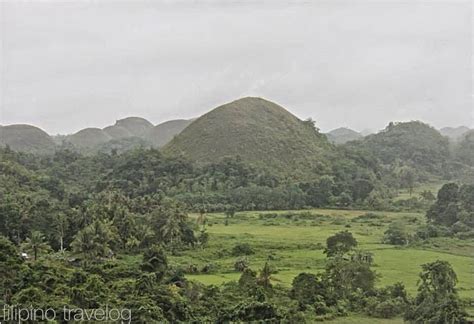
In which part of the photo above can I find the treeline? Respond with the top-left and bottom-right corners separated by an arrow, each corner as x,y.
2,146 -> 473,253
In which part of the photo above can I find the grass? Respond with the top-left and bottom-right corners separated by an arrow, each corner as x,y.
394,181 -> 444,201
170,208 -> 474,300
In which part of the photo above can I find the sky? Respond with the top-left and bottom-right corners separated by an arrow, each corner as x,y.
0,0 -> 472,135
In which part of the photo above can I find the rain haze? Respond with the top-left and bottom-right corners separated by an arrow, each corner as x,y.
0,0 -> 472,135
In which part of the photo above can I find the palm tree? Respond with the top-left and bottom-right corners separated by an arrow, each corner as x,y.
135,224 -> 155,249
160,216 -> 181,246
258,262 -> 273,288
196,205 -> 207,228
53,213 -> 68,253
21,231 -> 51,261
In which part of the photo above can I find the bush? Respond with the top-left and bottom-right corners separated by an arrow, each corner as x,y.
455,230 -> 474,240
415,224 -> 451,240
232,243 -> 255,256
366,297 -> 406,318
234,258 -> 249,272
383,222 -> 409,245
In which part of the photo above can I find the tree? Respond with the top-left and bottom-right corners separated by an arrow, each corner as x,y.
420,190 -> 436,202
427,183 -> 461,226
257,262 -> 273,289
141,245 -> 168,280
324,231 -> 358,257
290,273 -> 325,307
351,179 -> 374,202
0,236 -> 23,303
405,260 -> 467,323
71,220 -> 117,262
21,231 -> 51,261
383,222 -> 409,246
52,212 -> 68,253
234,257 -> 249,272
151,199 -> 193,247
398,166 -> 416,195
225,205 -> 237,219
324,257 -> 377,299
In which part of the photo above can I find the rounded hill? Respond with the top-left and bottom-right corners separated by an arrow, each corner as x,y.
67,128 -> 112,152
115,117 -> 153,137
351,121 -> 450,174
163,97 -> 334,176
0,124 -> 56,154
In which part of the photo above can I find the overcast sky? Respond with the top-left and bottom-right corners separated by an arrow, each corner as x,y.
0,0 -> 472,135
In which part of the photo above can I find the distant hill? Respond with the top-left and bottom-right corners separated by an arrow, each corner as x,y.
0,124 -> 55,154
64,117 -> 155,153
351,121 -> 450,174
326,127 -> 362,144
164,97 -> 334,176
66,128 -> 112,153
114,117 -> 153,137
440,126 -> 471,142
147,119 -> 193,148
456,130 -> 474,166
103,125 -> 133,139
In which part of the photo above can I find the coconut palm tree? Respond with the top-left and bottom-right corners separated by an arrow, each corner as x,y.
21,231 -> 51,261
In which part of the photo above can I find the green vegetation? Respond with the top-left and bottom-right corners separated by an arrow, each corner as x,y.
457,130 -> 474,166
1,98 -> 473,322
350,121 -> 451,176
326,127 -> 363,144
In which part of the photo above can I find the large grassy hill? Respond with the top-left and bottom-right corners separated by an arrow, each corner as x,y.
0,124 -> 56,154
164,97 -> 335,177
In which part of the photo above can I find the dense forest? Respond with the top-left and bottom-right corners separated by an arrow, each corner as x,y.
1,138 -> 473,322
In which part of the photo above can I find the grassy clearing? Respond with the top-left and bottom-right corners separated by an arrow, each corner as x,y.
171,208 -> 474,299
394,181 -> 445,201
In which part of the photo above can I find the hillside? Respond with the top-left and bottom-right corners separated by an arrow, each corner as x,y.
65,117 -> 154,153
103,125 -> 133,139
326,127 -> 362,144
456,130 -> 474,166
114,117 -> 153,137
147,119 -> 193,148
164,97 -> 334,176
351,121 -> 450,174
0,124 -> 56,154
440,126 -> 471,142
66,128 -> 112,153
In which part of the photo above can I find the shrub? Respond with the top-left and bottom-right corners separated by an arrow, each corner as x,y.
366,297 -> 405,318
383,222 -> 409,245
232,243 -> 255,256
234,258 -> 249,272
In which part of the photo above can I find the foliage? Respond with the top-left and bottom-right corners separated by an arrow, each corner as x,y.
405,261 -> 467,323
324,231 -> 358,257
383,222 -> 410,245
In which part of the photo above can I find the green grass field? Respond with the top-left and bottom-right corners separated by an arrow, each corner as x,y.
394,181 -> 444,201
169,209 -> 473,301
